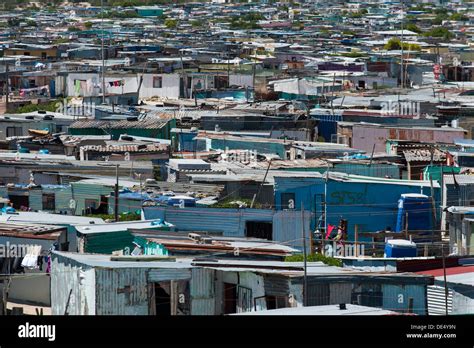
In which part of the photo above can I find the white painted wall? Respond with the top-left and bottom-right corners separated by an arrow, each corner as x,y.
66,73 -> 181,100
239,271 -> 266,312
66,73 -> 139,97
452,291 -> 474,315
139,74 -> 181,99
8,273 -> 51,306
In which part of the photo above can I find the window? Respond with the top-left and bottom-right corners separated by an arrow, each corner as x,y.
153,76 -> 163,88
56,125 -> 68,133
42,193 -> 55,211
41,52 -> 47,59
245,221 -> 272,240
6,127 -> 22,137
85,199 -> 97,209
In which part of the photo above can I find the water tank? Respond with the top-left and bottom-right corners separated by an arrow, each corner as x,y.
384,239 -> 417,258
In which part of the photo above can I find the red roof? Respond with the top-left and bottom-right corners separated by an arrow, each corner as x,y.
416,265 -> 474,277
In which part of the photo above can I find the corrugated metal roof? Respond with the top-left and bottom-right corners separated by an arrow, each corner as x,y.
233,304 -> 399,315
81,143 -> 168,153
403,149 -> 445,162
0,212 -> 105,225
143,237 -> 297,256
443,174 -> 474,185
53,251 -> 194,269
70,119 -> 169,130
76,220 -> 171,235
0,222 -> 65,235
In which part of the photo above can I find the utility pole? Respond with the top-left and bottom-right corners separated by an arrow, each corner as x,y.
400,3 -> 404,89
252,60 -> 256,102
442,244 -> 449,315
114,163 -> 119,222
227,55 -> 230,88
250,159 -> 272,208
137,172 -> 143,211
368,143 -> 376,167
302,201 -> 308,307
101,0 -> 106,105
100,161 -> 121,221
5,61 -> 9,113
179,50 -> 188,99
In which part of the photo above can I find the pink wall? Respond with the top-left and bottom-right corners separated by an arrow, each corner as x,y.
352,125 -> 465,153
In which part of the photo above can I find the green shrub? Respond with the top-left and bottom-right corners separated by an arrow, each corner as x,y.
285,253 -> 343,267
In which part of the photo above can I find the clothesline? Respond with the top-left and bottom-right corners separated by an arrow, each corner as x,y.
74,79 -> 126,96
19,85 -> 50,98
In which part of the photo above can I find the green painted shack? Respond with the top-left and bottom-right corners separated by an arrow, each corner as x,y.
135,6 -> 164,17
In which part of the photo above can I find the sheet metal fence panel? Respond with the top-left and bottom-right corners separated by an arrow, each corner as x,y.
95,268 -> 149,315
148,269 -> 191,283
427,285 -> 453,315
382,284 -> 427,315
273,210 -> 312,251
190,268 -> 215,315
236,285 -> 253,313
143,206 -> 274,237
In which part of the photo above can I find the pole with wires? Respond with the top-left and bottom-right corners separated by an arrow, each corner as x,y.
399,3 -> 404,89
114,163 -> 119,222
302,201 -> 308,307
101,0 -> 106,105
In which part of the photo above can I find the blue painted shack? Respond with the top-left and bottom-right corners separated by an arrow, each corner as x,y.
274,172 -> 440,241
171,128 -> 200,152
142,206 -> 312,251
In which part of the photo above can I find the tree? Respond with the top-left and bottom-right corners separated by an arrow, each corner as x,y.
450,13 -> 468,21
164,18 -> 178,29
406,23 -> 422,34
7,18 -> 21,27
432,12 -> 449,25
384,38 -> 421,51
26,20 -> 37,27
423,27 -> 454,40
190,20 -> 203,28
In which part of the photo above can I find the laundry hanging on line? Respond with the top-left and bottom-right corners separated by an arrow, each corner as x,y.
21,245 -> 42,270
108,80 -> 125,87
19,85 -> 50,98
326,224 -> 336,239
74,79 -> 86,95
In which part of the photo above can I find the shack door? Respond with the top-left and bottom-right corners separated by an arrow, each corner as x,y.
151,280 -> 190,316
154,282 -> 171,316
223,283 -> 237,314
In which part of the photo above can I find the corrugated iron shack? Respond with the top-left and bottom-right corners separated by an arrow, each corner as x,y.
50,253 -> 433,315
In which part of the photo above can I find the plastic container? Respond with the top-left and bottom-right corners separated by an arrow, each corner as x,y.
384,239 -> 417,258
